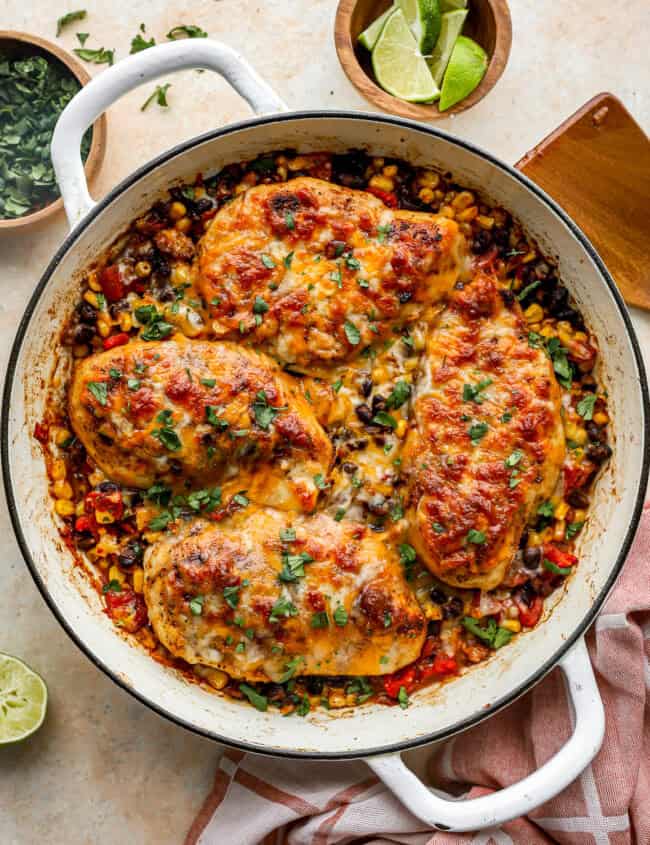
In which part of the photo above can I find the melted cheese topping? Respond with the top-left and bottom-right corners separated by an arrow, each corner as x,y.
144,510 -> 426,681
196,176 -> 467,370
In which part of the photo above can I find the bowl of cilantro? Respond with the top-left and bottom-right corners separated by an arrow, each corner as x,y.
0,30 -> 106,229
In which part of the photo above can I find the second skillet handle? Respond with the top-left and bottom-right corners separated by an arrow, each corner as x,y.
51,40 -> 288,229
366,637 -> 604,832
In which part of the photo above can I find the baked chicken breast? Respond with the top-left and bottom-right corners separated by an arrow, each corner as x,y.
196,176 -> 467,369
403,270 -> 565,590
144,509 -> 426,681
69,338 -> 332,510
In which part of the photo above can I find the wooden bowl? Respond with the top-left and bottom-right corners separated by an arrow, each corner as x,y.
0,31 -> 107,231
335,0 -> 512,120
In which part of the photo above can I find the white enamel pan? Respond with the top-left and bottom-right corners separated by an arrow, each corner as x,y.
3,40 -> 648,832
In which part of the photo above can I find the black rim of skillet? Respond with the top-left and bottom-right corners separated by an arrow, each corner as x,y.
3,110 -> 649,760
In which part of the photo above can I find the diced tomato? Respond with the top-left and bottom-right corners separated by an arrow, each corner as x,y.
86,488 -> 124,523
383,666 -> 416,698
423,655 -> 459,678
33,422 -> 49,444
543,545 -> 578,569
103,332 -> 130,350
99,265 -> 125,302
104,588 -> 147,633
563,461 -> 594,494
515,594 -> 544,628
367,186 -> 398,208
74,514 -> 99,539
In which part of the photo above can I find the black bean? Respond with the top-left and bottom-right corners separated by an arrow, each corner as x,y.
151,253 -> 170,277
427,620 -> 442,637
586,421 -> 607,443
443,596 -> 464,619
97,481 -> 119,493
519,529 -> 529,549
518,581 -> 537,607
555,307 -> 584,329
355,403 -> 373,424
73,323 -> 95,344
77,301 -> 97,324
499,288 -> 515,308
360,377 -> 373,398
169,459 -> 184,474
567,489 -> 589,509
472,229 -> 493,254
397,290 -> 413,303
523,546 -> 542,569
119,540 -> 144,569
371,395 -> 387,414
195,198 -> 213,214
155,284 -> 176,303
430,587 -> 446,605
266,684 -> 286,702
586,443 -> 612,465
342,462 -> 357,475
306,677 -> 324,695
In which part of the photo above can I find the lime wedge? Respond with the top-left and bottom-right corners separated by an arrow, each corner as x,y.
372,8 -> 440,102
0,653 -> 47,744
439,35 -> 488,111
397,0 -> 441,55
428,9 -> 468,86
358,5 -> 395,51
440,0 -> 467,10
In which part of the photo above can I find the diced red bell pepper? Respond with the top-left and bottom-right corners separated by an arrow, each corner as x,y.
543,545 -> 578,569
33,422 -> 49,444
563,461 -> 594,494
104,588 -> 148,633
74,514 -> 99,539
515,594 -> 544,628
99,265 -> 125,302
367,186 -> 398,208
383,665 -> 416,698
418,654 -> 459,682
103,332 -> 130,350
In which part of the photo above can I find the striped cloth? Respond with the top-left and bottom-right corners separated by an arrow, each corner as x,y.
186,504 -> 650,845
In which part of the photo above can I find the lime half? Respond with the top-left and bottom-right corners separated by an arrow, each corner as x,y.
428,9 -> 468,86
398,0 -> 441,55
0,654 -> 47,744
372,8 -> 440,102
439,35 -> 487,111
358,5 -> 395,51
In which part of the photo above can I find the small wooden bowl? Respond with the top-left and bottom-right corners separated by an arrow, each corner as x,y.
335,0 -> 512,120
0,31 -> 107,231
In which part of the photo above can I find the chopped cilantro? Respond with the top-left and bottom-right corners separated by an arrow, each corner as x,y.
205,405 -> 229,430
127,378 -> 141,391
102,579 -> 122,594
253,296 -> 269,315
566,521 -> 584,540
516,279 -> 541,301
577,393 -> 597,420
372,411 -> 398,429
87,381 -> 108,405
537,500 -> 555,518
284,212 -> 294,230
334,508 -> 346,522
311,611 -> 329,629
466,528 -> 486,544
284,251 -> 294,268
260,254 -> 275,269
398,543 -> 417,579
269,596 -> 298,624
239,683 -> 268,711
332,378 -> 343,392
468,421 -> 489,445
189,595 -> 204,615
432,522 -> 445,534
223,585 -> 241,609
344,320 -> 361,346
280,528 -> 296,542
333,605 -> 348,626
505,449 -> 524,468
252,390 -> 286,430
148,511 -> 172,531
201,378 -> 216,388
232,492 -> 249,508
386,380 -> 411,410
279,551 -> 313,582
462,378 -> 493,404
397,686 -> 409,709
462,616 -> 512,649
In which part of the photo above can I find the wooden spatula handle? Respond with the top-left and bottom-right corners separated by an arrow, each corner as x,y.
515,93 -> 650,313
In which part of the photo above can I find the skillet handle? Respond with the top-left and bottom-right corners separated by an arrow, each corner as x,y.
366,637 -> 604,832
51,40 -> 287,229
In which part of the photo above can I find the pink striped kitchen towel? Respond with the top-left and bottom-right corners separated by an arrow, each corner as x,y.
186,504 -> 650,845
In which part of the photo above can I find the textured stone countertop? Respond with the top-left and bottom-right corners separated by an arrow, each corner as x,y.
0,1 -> 648,842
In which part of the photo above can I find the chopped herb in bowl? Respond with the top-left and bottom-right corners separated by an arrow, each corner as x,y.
0,49 -> 91,219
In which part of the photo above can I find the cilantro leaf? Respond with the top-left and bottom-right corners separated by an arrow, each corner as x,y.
576,393 -> 597,420
56,10 -> 86,36
239,683 -> 268,711
344,320 -> 361,346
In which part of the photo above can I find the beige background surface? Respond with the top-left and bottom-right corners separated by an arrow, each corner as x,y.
0,1 -> 648,843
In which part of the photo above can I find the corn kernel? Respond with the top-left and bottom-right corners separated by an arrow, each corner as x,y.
72,344 -> 89,358
553,521 -> 566,542
170,263 -> 191,285
287,155 -> 310,171
175,216 -> 192,233
557,329 -> 572,348
83,291 -> 100,309
53,480 -> 73,500
54,428 -> 72,447
501,618 -> 521,633
205,668 -> 229,690
97,316 -> 112,338
234,182 -> 249,195
118,311 -> 132,332
51,459 -> 67,481
419,170 -> 439,188
574,331 -> 588,342
540,325 -> 555,338
573,509 -> 587,523
456,205 -> 478,222
95,509 -> 115,525
418,187 -> 434,204
169,201 -> 187,221
88,469 -> 105,487
372,157 -> 385,170
438,205 -> 455,219
134,260 -> 151,278
132,568 -> 145,593
368,174 -> 394,192
593,411 -> 609,426
382,164 -> 398,177
276,165 -> 288,180
522,250 -> 537,264
565,421 -> 587,445
194,186 -> 206,199
476,215 -> 494,229
75,500 -> 85,517
555,501 -> 569,520
528,531 -> 543,546
396,419 -> 407,438
328,692 -> 347,709
372,365 -> 388,382
108,565 -> 126,585
86,271 -> 101,292
524,304 -> 544,324
452,190 -> 475,210
55,499 -> 75,517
